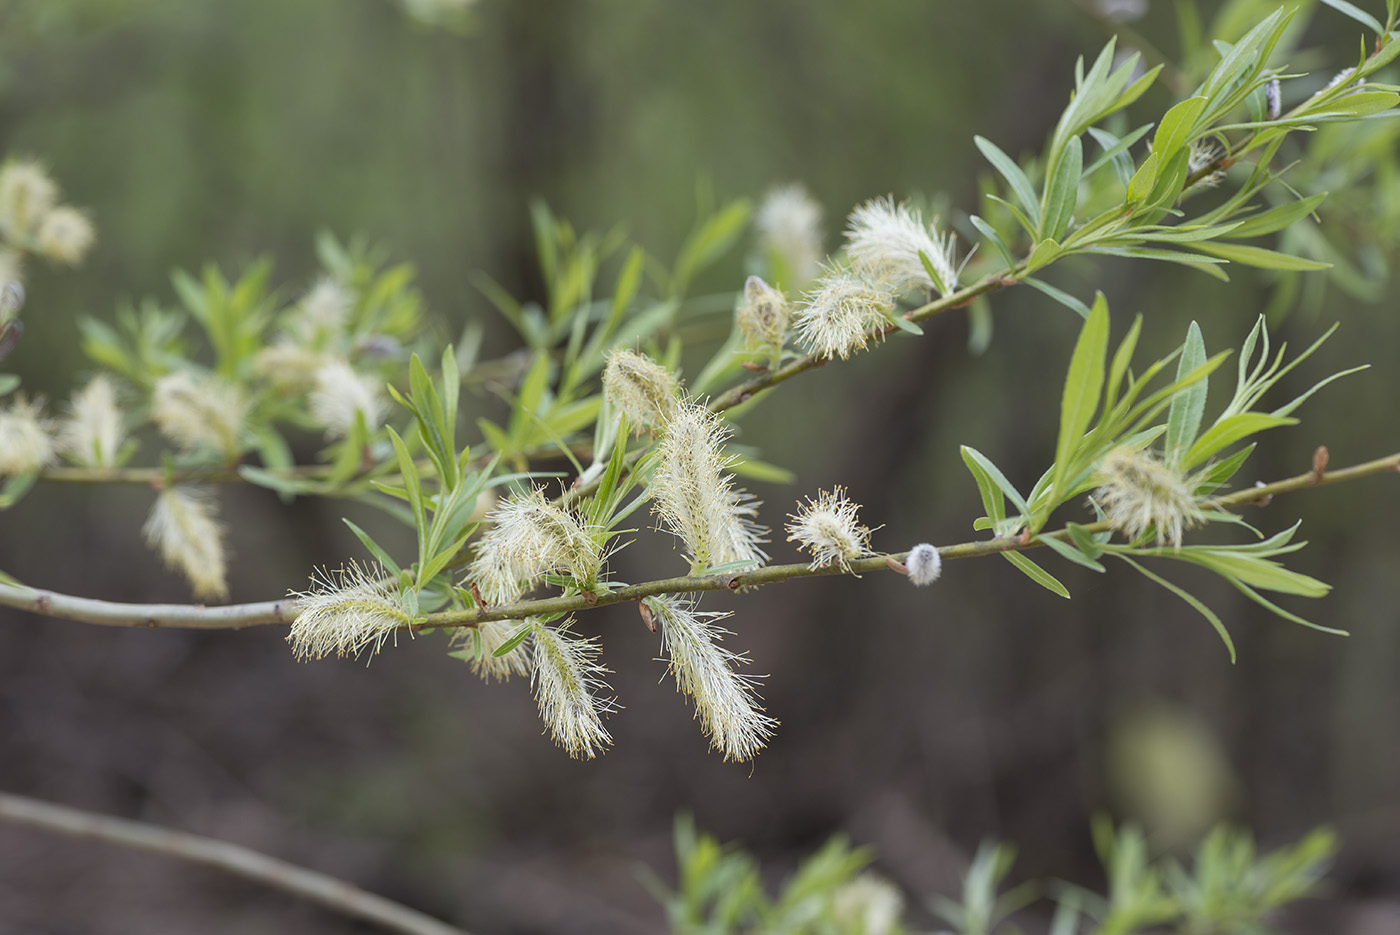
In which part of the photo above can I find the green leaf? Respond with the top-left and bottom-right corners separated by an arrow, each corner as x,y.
1230,579 -> 1348,635
1191,241 -> 1333,270
1024,238 -> 1064,274
961,446 -> 1030,517
1023,277 -> 1091,318
727,454 -> 796,484
975,135 -> 1042,227
1152,97 -> 1207,162
1178,549 -> 1330,596
1165,321 -> 1209,467
887,313 -> 924,335
1053,293 -> 1109,503
0,374 -> 18,396
1114,554 -> 1236,662
1067,522 -> 1109,559
1183,412 -> 1295,468
1002,551 -> 1071,598
343,519 -> 404,577
1040,134 -> 1083,241
1038,534 -> 1106,572
386,426 -> 426,541
1193,442 -> 1256,496
1223,193 -> 1327,239
491,622 -> 533,657
1320,0 -> 1386,35
970,215 -> 1017,271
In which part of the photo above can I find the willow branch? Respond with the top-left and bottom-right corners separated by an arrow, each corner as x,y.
0,791 -> 473,935
705,272 -> 1016,415
5,450 -> 1395,632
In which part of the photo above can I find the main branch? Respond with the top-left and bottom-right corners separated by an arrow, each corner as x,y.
3,450 -> 1394,632
0,791 -> 473,935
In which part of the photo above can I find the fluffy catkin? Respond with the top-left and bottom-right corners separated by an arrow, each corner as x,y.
647,596 -> 775,762
650,403 -> 767,572
288,563 -> 412,660
529,620 -> 614,759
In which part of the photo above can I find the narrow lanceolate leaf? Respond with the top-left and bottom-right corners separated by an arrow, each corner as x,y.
1152,97 -> 1207,163
1223,193 -> 1327,240
970,215 -> 1017,271
1183,412 -> 1295,469
961,446 -> 1030,518
1038,534 -> 1106,572
1003,551 -> 1071,598
1052,293 -> 1109,504
1319,0 -> 1385,35
1191,242 -> 1332,271
1040,135 -> 1083,241
975,135 -> 1041,227
1165,321 -> 1209,467
1114,555 -> 1236,662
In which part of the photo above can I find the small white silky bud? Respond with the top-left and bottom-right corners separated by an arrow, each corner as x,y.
35,205 -> 95,266
905,543 -> 942,586
1265,79 -> 1281,121
755,183 -> 823,290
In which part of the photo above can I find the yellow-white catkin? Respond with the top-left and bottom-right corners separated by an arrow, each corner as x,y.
58,375 -> 123,468
287,562 -> 412,661
647,595 -> 775,762
602,348 -> 680,433
1094,447 -> 1204,548
466,488 -> 603,606
0,159 -> 58,240
529,620 -> 613,759
35,206 -> 95,266
253,343 -> 328,394
737,275 -> 790,349
142,486 -> 229,600
309,358 -> 384,439
650,402 -> 767,572
151,371 -> 247,456
785,486 -> 873,571
793,267 -> 894,360
0,396 -> 52,475
844,196 -> 960,296
0,247 -> 24,289
290,277 -> 352,345
755,183 -> 823,290
832,874 -> 905,935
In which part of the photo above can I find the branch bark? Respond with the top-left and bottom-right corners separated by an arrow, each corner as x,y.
3,450 -> 1395,632
0,791 -> 473,935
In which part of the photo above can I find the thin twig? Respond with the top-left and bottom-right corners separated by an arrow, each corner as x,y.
3,450 -> 1395,632
0,791 -> 473,935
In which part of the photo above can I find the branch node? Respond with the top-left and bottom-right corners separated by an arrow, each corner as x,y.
1252,479 -> 1274,506
727,576 -> 743,591
1310,445 -> 1329,484
582,589 -> 598,607
34,593 -> 51,613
